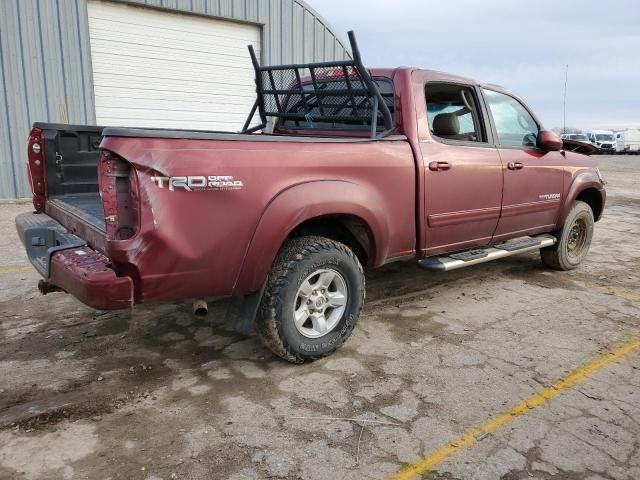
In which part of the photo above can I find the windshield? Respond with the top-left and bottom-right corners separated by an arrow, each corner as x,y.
569,134 -> 589,141
596,134 -> 614,141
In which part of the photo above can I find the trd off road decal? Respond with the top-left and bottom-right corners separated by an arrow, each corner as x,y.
150,175 -> 243,192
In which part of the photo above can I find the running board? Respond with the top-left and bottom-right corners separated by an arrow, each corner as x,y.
418,234 -> 557,272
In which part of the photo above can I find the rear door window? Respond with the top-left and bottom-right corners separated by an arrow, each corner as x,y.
483,89 -> 539,148
425,83 -> 486,143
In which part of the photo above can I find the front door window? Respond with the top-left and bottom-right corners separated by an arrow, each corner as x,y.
483,89 -> 539,148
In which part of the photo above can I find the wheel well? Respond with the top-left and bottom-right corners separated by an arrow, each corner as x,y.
576,188 -> 603,221
288,215 -> 374,266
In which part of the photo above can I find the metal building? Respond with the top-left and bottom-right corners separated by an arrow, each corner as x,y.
0,0 -> 349,198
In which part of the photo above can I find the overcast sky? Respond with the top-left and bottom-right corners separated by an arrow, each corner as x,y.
307,0 -> 640,131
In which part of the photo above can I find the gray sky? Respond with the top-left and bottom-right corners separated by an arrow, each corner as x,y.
306,0 -> 640,131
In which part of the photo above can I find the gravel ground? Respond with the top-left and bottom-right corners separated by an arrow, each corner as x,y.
0,155 -> 638,480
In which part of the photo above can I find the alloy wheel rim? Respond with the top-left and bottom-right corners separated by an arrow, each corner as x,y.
293,268 -> 348,339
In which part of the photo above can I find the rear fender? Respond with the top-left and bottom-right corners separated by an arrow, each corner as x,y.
233,180 -> 389,294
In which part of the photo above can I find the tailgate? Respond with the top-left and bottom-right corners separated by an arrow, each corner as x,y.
36,123 -> 104,197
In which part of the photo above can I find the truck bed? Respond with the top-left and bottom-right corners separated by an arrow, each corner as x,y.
33,123 -> 106,243
35,122 -> 406,230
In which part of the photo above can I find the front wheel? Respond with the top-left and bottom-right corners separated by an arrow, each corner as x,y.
255,236 -> 365,363
541,200 -> 594,271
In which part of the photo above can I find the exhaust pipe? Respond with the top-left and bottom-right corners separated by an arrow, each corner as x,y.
192,299 -> 208,317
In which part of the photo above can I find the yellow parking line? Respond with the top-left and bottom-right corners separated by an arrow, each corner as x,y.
0,265 -> 33,274
584,282 -> 640,302
389,337 -> 640,480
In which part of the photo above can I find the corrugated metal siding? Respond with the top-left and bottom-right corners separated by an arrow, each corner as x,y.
0,0 -> 349,198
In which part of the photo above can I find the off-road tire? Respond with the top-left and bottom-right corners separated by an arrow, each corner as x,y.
255,236 -> 365,363
541,200 -> 594,271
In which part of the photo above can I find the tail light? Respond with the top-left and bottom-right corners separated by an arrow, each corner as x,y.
98,151 -> 139,240
27,127 -> 46,212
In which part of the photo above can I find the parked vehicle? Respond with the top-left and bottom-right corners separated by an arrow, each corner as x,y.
16,32 -> 606,363
614,129 -> 640,154
587,130 -> 617,153
561,133 -> 592,145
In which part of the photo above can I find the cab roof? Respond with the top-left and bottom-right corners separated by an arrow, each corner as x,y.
369,67 -> 511,93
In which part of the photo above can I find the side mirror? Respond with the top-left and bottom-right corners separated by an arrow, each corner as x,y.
537,130 -> 563,151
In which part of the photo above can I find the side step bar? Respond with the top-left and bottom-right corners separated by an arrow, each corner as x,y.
418,234 -> 557,272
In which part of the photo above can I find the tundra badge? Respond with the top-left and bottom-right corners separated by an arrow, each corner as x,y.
539,193 -> 561,200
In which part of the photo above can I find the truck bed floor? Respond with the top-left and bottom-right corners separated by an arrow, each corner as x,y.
48,194 -> 105,232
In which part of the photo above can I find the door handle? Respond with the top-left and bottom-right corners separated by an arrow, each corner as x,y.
428,161 -> 451,171
507,161 -> 524,170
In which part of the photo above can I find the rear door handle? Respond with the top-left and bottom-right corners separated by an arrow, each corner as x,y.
507,161 -> 524,170
428,161 -> 451,171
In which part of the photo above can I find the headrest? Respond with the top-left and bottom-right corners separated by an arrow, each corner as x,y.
432,113 -> 460,137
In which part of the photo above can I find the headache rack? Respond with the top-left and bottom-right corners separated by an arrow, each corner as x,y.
242,31 -> 394,139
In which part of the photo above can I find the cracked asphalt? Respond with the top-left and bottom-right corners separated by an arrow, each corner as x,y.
0,154 -> 638,480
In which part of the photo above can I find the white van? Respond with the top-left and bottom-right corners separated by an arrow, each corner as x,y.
614,129 -> 640,154
587,130 -> 617,153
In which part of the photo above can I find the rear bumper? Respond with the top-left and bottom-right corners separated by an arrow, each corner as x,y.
15,212 -> 133,310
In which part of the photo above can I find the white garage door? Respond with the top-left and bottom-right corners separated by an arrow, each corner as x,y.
87,1 -> 261,131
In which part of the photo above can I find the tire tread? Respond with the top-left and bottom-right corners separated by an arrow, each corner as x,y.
255,236 -> 364,363
541,200 -> 594,271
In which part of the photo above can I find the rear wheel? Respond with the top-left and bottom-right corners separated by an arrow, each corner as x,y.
255,236 -> 365,363
541,200 -> 594,270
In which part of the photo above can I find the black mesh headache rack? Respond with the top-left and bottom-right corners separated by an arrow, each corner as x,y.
242,31 -> 394,139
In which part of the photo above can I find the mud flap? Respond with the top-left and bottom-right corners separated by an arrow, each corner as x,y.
223,281 -> 267,335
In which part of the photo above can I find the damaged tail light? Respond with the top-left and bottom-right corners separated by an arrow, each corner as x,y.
98,151 -> 139,240
27,127 -> 46,212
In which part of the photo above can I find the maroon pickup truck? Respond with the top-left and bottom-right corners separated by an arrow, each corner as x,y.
17,32 -> 605,363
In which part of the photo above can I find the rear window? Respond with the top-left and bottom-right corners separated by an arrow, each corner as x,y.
278,77 -> 395,131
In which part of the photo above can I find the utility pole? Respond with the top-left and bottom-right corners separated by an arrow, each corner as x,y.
563,64 -> 569,133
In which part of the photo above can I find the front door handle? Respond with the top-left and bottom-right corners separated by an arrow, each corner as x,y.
507,161 -> 524,170
428,161 -> 451,171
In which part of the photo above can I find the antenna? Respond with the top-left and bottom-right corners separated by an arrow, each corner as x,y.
563,64 -> 569,133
